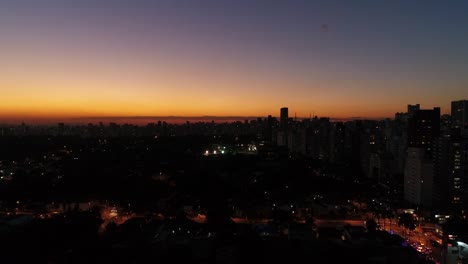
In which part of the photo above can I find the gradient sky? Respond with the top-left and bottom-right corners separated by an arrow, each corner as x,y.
1,0 -> 467,123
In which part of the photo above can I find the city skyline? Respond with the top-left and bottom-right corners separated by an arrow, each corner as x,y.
1,1 -> 468,123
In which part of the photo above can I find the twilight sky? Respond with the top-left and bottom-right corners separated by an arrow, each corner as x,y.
1,0 -> 467,123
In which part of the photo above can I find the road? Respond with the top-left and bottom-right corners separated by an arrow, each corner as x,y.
314,219 -> 365,227
378,218 -> 441,263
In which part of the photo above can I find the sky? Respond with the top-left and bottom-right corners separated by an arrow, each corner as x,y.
1,0 -> 467,123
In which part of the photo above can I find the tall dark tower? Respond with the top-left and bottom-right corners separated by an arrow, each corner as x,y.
404,106 -> 440,208
280,107 -> 288,130
407,107 -> 440,157
452,99 -> 468,130
407,104 -> 420,118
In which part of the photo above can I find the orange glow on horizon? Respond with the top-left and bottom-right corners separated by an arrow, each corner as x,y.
0,41 -> 454,124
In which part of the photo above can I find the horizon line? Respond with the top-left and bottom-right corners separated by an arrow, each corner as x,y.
0,115 -> 392,125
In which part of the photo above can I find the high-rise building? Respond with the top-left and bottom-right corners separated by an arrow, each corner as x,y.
276,130 -> 288,147
433,134 -> 468,213
447,138 -> 468,211
404,106 -> 439,208
451,100 -> 468,130
432,135 -> 451,211
407,104 -> 420,118
280,107 -> 289,131
277,107 -> 289,147
263,115 -> 273,142
407,107 -> 440,157
404,147 -> 433,207
329,122 -> 346,163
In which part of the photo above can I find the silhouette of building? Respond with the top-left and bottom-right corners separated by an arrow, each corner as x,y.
288,127 -> 307,154
404,147 -> 433,207
433,132 -> 468,213
404,106 -> 440,208
277,107 -> 289,147
407,107 -> 440,156
302,117 -> 331,160
447,136 -> 468,211
407,104 -> 420,119
280,107 -> 289,131
329,122 -> 346,163
276,130 -> 287,147
433,135 -> 451,212
263,115 -> 274,142
451,100 -> 468,133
